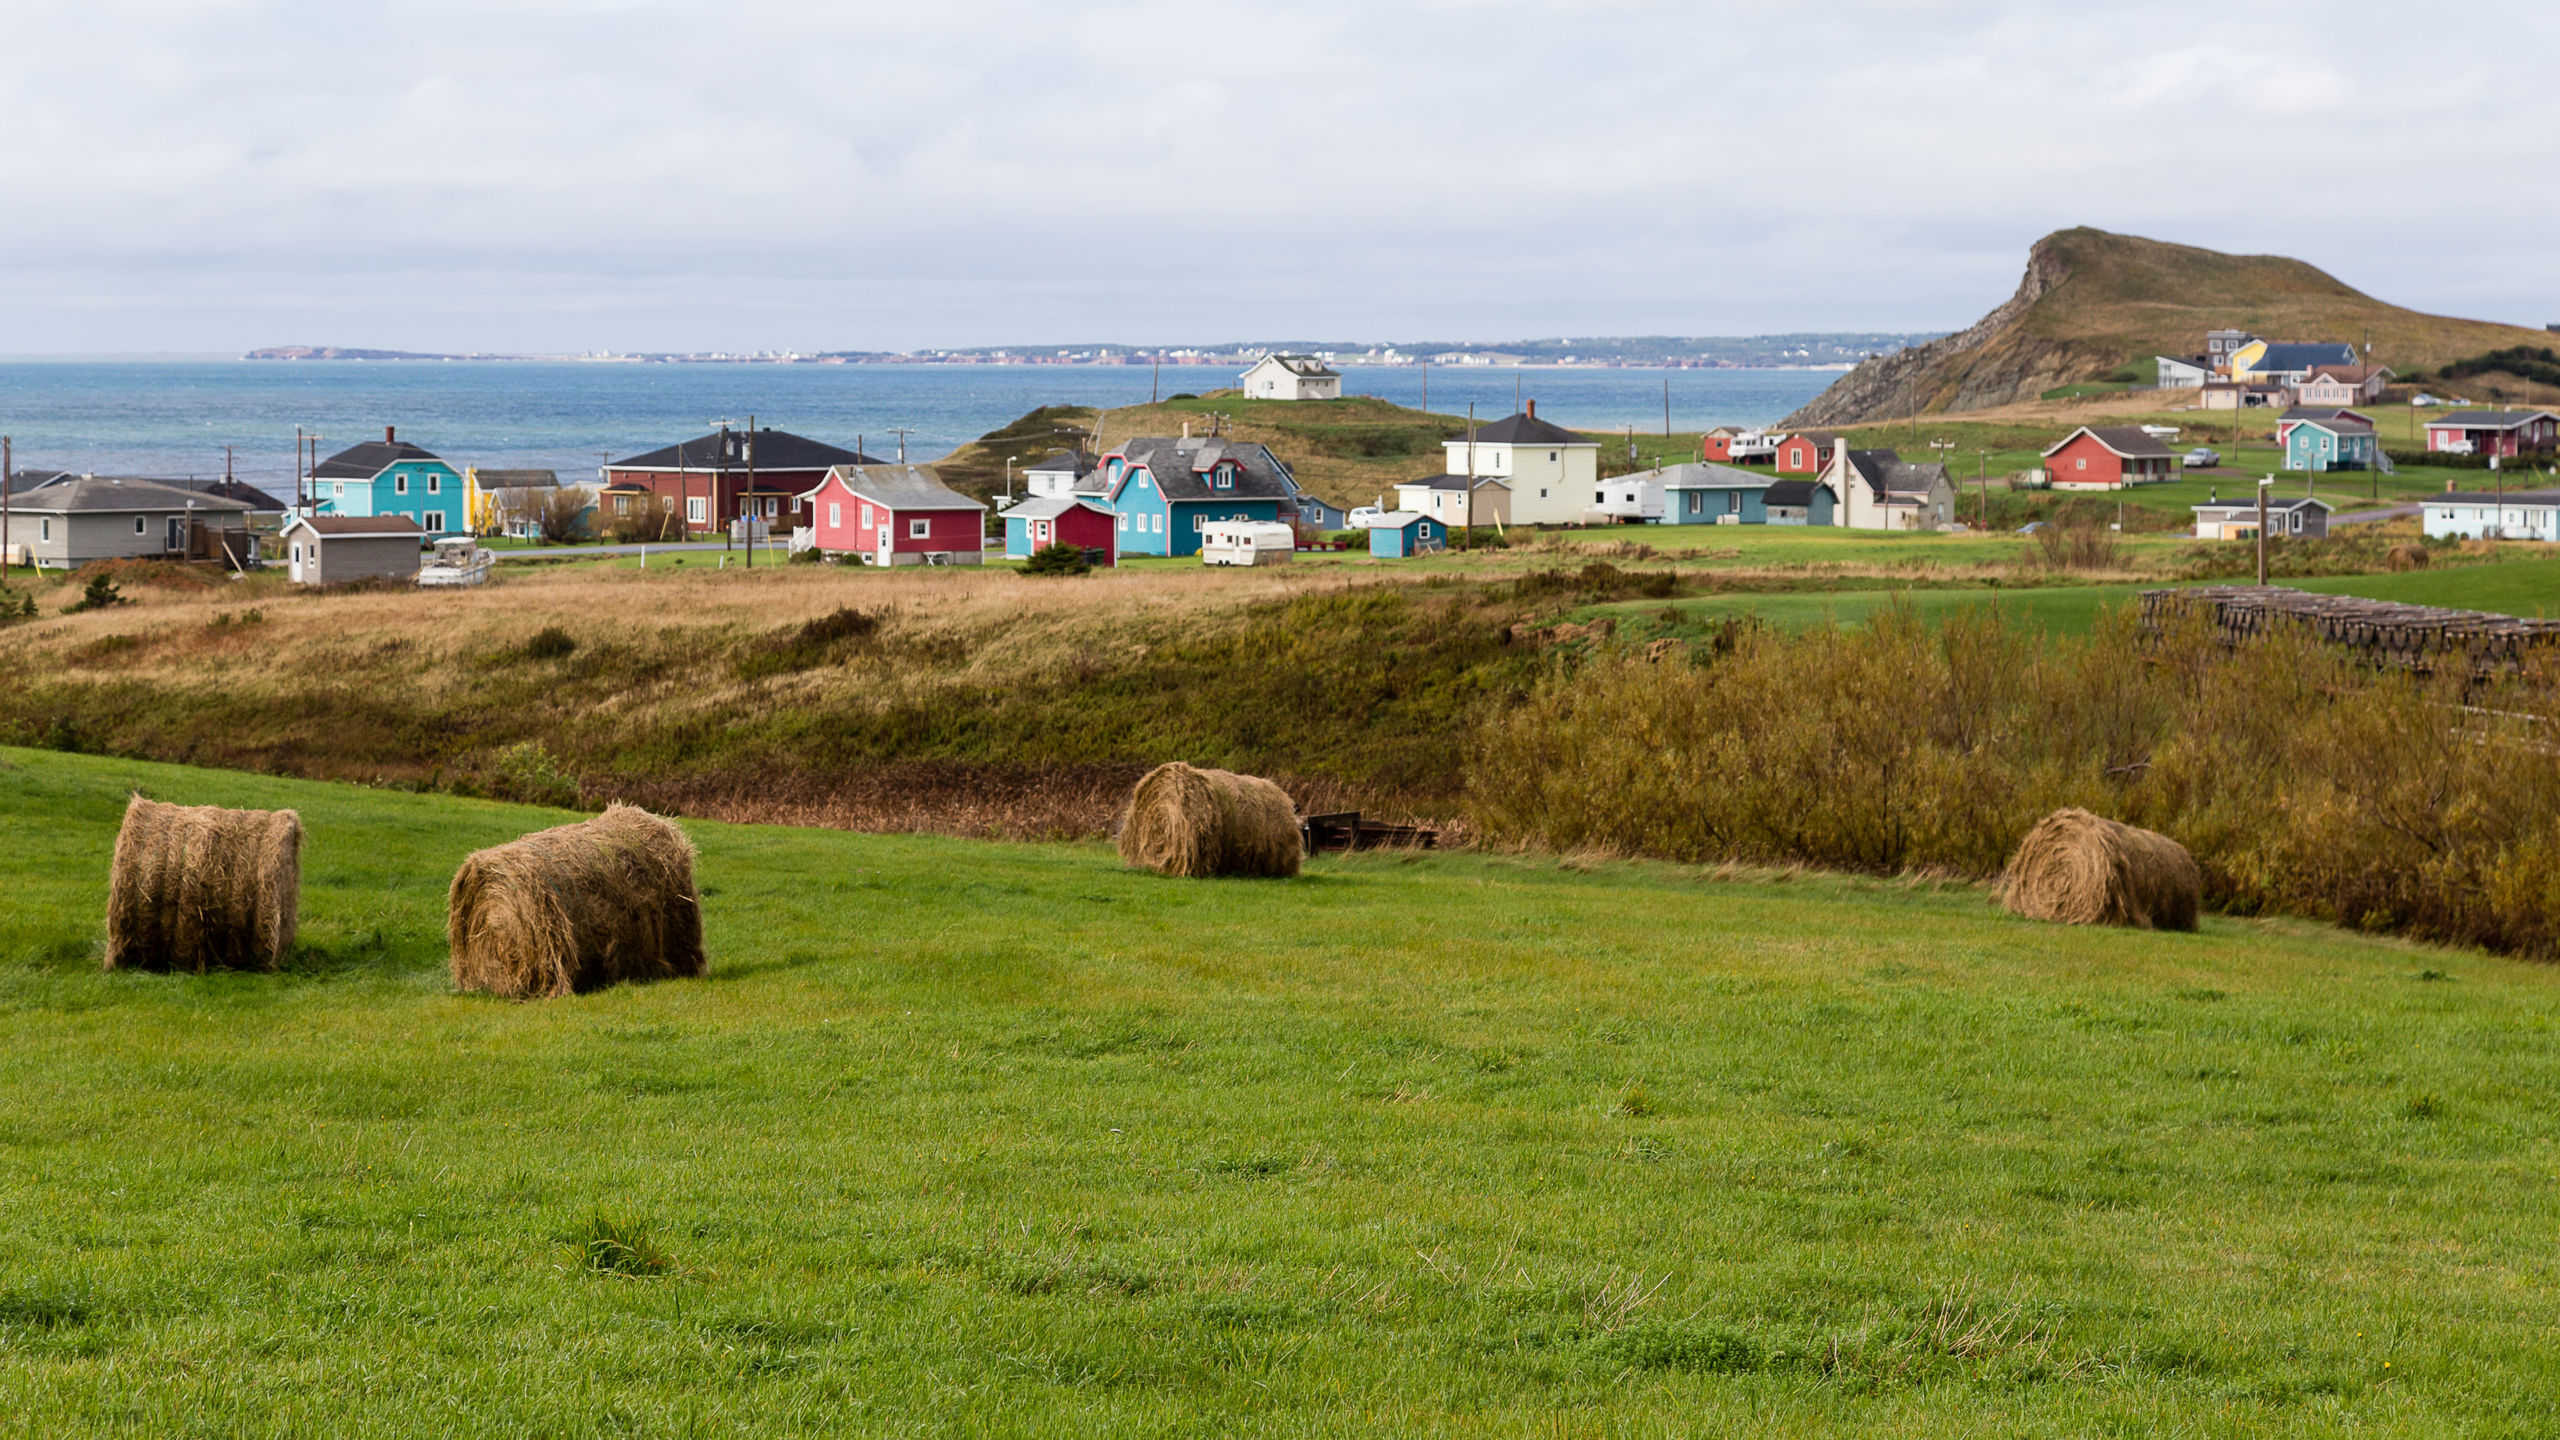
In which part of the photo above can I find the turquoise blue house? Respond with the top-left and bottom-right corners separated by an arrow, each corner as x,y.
311,428 -> 464,533
1368,512 -> 1445,557
1099,436 -> 1297,558
1659,462 -> 1781,524
2283,415 -> 2377,473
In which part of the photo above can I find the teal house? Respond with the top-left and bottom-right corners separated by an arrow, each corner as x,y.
311,427 -> 464,533
1368,512 -> 1446,557
1659,462 -> 1789,524
2283,414 -> 2377,473
1099,435 -> 1298,558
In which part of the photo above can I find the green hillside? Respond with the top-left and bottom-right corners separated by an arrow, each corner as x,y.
1,749 -> 2555,1433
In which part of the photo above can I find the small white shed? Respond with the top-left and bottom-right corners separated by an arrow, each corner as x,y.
282,513 -> 425,586
1199,520 -> 1297,566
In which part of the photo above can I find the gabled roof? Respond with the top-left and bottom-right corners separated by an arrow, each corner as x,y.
285,513 -> 425,537
472,469 -> 558,488
2307,364 -> 2391,383
3,469 -> 75,495
2288,413 -> 2373,435
1373,511 -> 1430,528
1450,413 -> 1591,447
2281,406 -> 2368,424
1248,354 -> 1338,379
1782,431 -> 1839,446
998,495 -> 1113,521
1022,450 -> 1091,476
2248,342 -> 2358,372
822,464 -> 986,512
1108,437 -> 1297,503
196,480 -> 291,512
2427,410 -> 2559,430
314,440 -> 446,481
2043,426 -> 2173,460
1657,462 -> 1773,489
1396,472 -> 1512,492
7,477 -> 253,515
2192,497 -> 2335,514
610,428 -> 881,473
1839,449 -> 1948,501
1763,479 -> 1822,506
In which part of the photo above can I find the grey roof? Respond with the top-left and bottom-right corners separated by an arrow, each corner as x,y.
2252,342 -> 2358,373
611,428 -> 881,473
2429,488 -> 2560,506
314,439 -> 446,480
998,495 -> 1111,521
1454,413 -> 1590,447
1763,479 -> 1821,506
3,469 -> 74,494
1398,472 -> 1512,492
1109,437 -> 1298,503
1253,354 -> 1338,378
2428,410 -> 2559,430
824,464 -> 986,512
6,477 -> 252,515
287,514 -> 425,536
2287,413 -> 2373,435
2047,425 -> 2174,459
473,469 -> 558,488
4,472 -> 284,511
2281,406 -> 2366,423
2193,497 -> 2335,514
1023,450 -> 1091,476
1840,449 -> 1947,501
1658,462 -> 1773,489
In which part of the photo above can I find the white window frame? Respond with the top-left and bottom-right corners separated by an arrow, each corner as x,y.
426,511 -> 446,534
908,517 -> 930,540
686,496 -> 708,524
427,473 -> 441,493
395,473 -> 409,494
829,503 -> 841,528
41,518 -> 52,542
135,516 -> 147,535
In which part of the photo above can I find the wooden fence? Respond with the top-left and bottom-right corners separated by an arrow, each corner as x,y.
2140,585 -> 2560,675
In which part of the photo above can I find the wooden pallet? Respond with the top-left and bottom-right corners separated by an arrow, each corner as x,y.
1301,811 -> 1439,854
2140,586 -> 2560,674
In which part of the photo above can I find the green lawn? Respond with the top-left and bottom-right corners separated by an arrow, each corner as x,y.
2,749 -> 2557,1433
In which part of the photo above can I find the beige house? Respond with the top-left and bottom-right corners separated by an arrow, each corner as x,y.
1392,473 -> 1511,528
281,514 -> 424,586
1821,448 -> 1956,531
1239,354 -> 1341,401
1440,405 -> 1598,526
2295,365 -> 2394,407
7,477 -> 254,570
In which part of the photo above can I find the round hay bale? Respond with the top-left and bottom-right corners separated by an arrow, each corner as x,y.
1116,762 -> 1302,879
2385,543 -> 2429,572
2002,808 -> 2199,931
105,796 -> 301,972
447,803 -> 706,999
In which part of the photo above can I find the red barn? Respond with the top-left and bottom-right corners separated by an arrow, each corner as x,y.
601,426 -> 880,537
2040,426 -> 2174,490
800,464 -> 988,565
1774,432 -> 1836,474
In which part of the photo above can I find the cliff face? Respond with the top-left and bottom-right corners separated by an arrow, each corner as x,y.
1781,227 -> 2559,428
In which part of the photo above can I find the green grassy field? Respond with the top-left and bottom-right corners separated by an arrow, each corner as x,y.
3,748 -> 2557,1434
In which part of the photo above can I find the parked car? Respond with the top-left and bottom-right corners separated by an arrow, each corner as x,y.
1346,506 -> 1387,529
2183,447 -> 2220,468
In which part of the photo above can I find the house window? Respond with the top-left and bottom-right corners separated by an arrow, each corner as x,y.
829,503 -> 841,528
908,517 -> 930,540
2075,458 -> 2086,471
1595,490 -> 1605,503
1193,515 -> 1205,531
291,544 -> 300,564
427,511 -> 446,533
1727,491 -> 1741,513
1153,515 -> 1163,533
334,482 -> 345,498
1548,452 -> 1558,462
40,519 -> 51,542
427,473 -> 440,494
686,496 -> 708,524
135,516 -> 147,535
1118,514 -> 1128,532
396,474 -> 409,494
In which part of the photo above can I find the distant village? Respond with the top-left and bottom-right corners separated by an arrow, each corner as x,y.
12,335 -> 2560,584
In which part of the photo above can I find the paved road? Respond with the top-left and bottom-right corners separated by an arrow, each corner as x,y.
499,541 -> 775,560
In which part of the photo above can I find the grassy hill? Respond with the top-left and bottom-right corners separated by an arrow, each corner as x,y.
3,747 -> 2555,1433
1786,228 -> 2560,425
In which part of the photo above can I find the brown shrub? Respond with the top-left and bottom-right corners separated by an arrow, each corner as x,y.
447,803 -> 706,998
105,796 -> 301,971
1117,762 -> 1302,878
2001,808 -> 2199,930
2386,544 -> 2430,572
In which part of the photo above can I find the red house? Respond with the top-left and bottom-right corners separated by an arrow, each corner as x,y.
799,464 -> 988,566
601,426 -> 880,537
2040,426 -> 2174,490
999,495 -> 1117,564
2425,409 -> 2559,458
1700,426 -> 1745,462
1774,432 -> 1836,474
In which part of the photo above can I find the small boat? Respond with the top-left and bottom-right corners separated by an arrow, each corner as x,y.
417,536 -> 497,587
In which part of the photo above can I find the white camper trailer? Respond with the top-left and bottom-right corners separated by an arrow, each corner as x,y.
1198,520 -> 1297,567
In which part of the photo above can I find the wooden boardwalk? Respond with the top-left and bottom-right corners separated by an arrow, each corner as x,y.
2139,586 -> 2560,675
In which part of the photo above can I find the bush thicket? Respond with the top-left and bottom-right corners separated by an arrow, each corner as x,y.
1470,604 -> 2560,958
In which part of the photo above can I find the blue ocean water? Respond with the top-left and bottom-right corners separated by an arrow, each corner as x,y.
0,360 -> 1838,488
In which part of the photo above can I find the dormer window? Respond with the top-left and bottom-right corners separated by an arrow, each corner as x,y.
1214,464 -> 1234,489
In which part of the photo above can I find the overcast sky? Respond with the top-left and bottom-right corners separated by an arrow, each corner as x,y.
2,0 -> 2552,353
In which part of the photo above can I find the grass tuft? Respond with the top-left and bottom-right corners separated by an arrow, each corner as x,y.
571,1212 -> 676,1277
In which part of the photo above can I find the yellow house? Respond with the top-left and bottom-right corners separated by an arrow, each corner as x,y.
463,467 -> 563,536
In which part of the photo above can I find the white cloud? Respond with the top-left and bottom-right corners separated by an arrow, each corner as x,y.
0,0 -> 2553,349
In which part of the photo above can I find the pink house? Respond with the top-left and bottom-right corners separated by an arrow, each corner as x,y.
798,464 -> 988,565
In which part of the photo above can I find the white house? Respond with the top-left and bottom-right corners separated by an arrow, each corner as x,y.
1020,449 -> 1095,498
1820,448 -> 1956,531
2423,487 -> 2560,542
1391,473 -> 1511,529
2155,356 -> 2211,388
1440,404 -> 1599,526
1239,354 -> 1341,402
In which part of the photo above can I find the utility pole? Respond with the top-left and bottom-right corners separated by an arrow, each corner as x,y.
294,425 -> 305,512
2256,476 -> 2271,586
1151,356 -> 1160,405
1663,377 -> 1671,438
889,427 -> 914,464
743,414 -> 756,569
1420,359 -> 1428,414
3,435 -> 11,575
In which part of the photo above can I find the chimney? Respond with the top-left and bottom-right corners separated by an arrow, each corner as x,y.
1182,421 -> 1192,439
1525,398 -> 1536,420
385,425 -> 396,444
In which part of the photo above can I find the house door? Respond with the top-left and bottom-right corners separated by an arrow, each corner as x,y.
876,524 -> 893,565
166,517 -> 186,553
